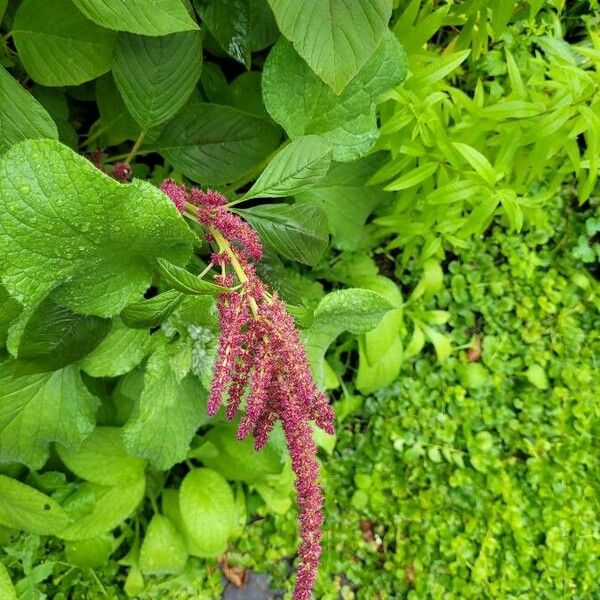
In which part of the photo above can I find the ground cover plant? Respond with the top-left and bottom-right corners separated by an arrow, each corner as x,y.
0,0 -> 599,599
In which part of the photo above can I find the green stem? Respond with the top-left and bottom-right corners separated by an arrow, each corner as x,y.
125,131 -> 146,163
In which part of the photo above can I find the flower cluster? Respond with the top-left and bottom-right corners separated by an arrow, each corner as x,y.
89,150 -> 132,182
161,180 -> 334,600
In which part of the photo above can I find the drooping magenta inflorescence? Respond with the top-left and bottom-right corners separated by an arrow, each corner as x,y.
161,180 -> 335,600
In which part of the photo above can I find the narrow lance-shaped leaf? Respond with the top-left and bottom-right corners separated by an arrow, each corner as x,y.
156,259 -> 230,295
243,136 -> 332,200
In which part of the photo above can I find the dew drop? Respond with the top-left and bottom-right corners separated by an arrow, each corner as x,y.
19,185 -> 30,194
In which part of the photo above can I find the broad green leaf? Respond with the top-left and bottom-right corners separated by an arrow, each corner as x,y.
120,290 -> 183,329
0,67 -> 58,154
156,259 -> 230,295
179,468 -> 235,557
0,285 -> 21,347
453,143 -> 497,186
0,363 -> 98,469
123,342 -> 208,470
12,299 -> 110,373
241,203 -> 329,265
80,321 -> 152,378
248,0 -> 279,51
262,32 -> 406,161
194,424 -> 284,482
296,154 -> 388,250
0,561 -> 17,600
95,74 -> 142,146
113,31 -> 203,131
405,323 -> 425,357
243,136 -> 332,200
72,0 -> 199,36
157,103 -> 281,185
421,324 -> 452,362
198,0 -> 251,66
57,427 -> 147,486
384,162 -> 438,191
0,140 -> 193,317
61,478 -> 145,540
140,514 -> 188,575
303,289 -> 394,385
267,0 -> 392,93
13,0 -> 116,86
356,333 -> 403,394
64,534 -> 114,569
0,474 -> 71,535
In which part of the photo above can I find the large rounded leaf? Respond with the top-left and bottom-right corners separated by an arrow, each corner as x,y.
179,468 -> 235,557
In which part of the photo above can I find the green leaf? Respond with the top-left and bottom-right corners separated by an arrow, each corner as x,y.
525,364 -> 549,390
123,341 -> 208,470
0,474 -> 71,535
303,289 -> 394,385
60,478 -> 145,540
262,32 -> 406,161
13,0 -> 116,86
157,102 -> 281,185
243,136 -> 332,200
267,0 -> 392,93
156,259 -> 229,295
384,162 -> 438,191
453,143 -> 497,186
113,31 -> 203,131
57,427 -> 147,486
120,290 -> 183,329
179,468 -> 235,557
296,154 -> 388,250
80,321 -> 152,378
0,561 -> 17,600
248,0 -> 279,51
198,0 -> 251,66
0,67 -> 58,154
13,299 -> 110,373
72,0 -> 199,36
140,514 -> 188,575
409,50 -> 470,87
421,324 -> 452,362
241,203 -> 329,265
194,424 -> 284,482
0,140 -> 193,317
64,534 -> 114,569
0,363 -> 98,469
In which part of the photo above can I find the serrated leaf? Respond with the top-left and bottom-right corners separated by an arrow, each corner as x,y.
60,478 -> 145,540
0,363 -> 98,469
243,136 -> 332,200
179,468 -> 235,557
120,291 -> 183,330
156,259 -> 229,296
140,514 -> 188,575
198,0 -> 251,66
57,427 -> 147,486
72,0 -> 199,36
123,342 -> 209,470
113,31 -> 203,131
241,203 -> 329,265
80,320 -> 152,377
303,289 -> 394,385
0,67 -> 58,154
13,0 -> 116,86
267,0 -> 392,93
0,140 -> 193,317
262,32 -> 407,162
157,102 -> 281,185
13,298 -> 110,373
0,474 -> 71,535
195,424 -> 284,482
